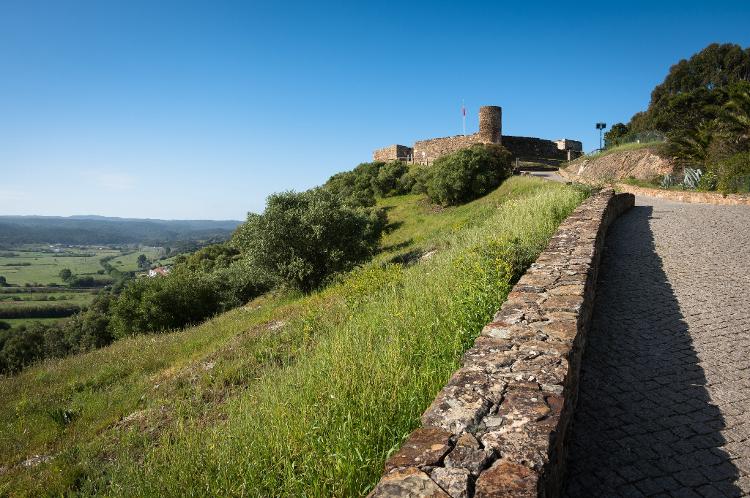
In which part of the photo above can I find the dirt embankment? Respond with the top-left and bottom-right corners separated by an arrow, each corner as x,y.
562,146 -> 674,183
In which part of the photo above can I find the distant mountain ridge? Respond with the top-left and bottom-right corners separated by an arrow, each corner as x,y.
0,215 -> 242,245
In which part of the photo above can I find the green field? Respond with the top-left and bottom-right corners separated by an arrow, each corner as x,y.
0,246 -> 169,326
108,247 -> 165,272
0,246 -> 168,288
2,317 -> 69,328
0,177 -> 588,496
0,247 -> 117,286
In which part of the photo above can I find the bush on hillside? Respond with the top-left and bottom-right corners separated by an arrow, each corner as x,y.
323,160 -> 414,206
425,144 -> 513,206
323,162 -> 382,208
373,161 -> 409,197
109,262 -> 268,337
715,152 -> 750,193
233,188 -> 386,292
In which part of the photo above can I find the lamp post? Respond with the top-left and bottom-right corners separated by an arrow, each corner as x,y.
596,122 -> 607,150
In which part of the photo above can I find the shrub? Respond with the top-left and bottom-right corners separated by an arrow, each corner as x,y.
109,269 -> 223,337
425,144 -> 513,206
715,152 -> 750,193
373,161 -> 409,196
697,170 -> 718,191
401,165 -> 432,194
233,188 -> 386,292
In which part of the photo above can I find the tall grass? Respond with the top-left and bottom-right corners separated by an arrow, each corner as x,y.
93,181 -> 585,496
0,178 -> 586,496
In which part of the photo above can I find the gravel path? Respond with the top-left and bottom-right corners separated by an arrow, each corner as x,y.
565,196 -> 750,497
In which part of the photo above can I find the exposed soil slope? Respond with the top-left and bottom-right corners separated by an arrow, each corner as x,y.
563,145 -> 674,183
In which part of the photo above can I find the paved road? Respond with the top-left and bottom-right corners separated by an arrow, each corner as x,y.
521,170 -> 566,183
564,196 -> 750,497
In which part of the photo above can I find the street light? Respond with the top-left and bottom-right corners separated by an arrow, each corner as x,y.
596,122 -> 607,150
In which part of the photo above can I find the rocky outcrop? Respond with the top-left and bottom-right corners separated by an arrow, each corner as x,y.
563,146 -> 673,183
368,189 -> 634,498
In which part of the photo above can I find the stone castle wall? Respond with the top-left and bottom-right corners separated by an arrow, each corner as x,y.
368,189 -> 635,498
412,134 -> 491,164
373,144 -> 414,162
502,136 -> 570,161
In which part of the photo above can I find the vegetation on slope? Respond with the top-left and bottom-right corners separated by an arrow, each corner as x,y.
602,43 -> 750,193
0,177 -> 588,496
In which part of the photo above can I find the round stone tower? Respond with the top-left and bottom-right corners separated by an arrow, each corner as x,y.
478,105 -> 502,144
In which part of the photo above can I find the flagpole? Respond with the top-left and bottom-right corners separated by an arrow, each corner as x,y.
462,100 -> 466,136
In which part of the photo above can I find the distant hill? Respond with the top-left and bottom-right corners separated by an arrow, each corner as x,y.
0,215 -> 242,245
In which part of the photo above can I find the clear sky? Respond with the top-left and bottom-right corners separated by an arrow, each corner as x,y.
2,0 -> 749,220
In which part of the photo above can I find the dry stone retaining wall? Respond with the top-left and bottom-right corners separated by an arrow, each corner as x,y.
368,189 -> 635,498
615,183 -> 750,206
557,168 -> 750,206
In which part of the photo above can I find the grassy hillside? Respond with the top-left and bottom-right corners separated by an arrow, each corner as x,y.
0,177 -> 587,496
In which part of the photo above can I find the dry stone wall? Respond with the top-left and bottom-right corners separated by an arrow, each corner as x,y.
368,189 -> 635,498
557,167 -> 750,206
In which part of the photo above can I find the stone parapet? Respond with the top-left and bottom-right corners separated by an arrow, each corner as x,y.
368,189 -> 634,498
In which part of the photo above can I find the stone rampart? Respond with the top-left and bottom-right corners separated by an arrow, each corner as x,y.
374,144 -> 414,162
413,134 -> 490,164
503,136 -> 571,162
368,189 -> 635,498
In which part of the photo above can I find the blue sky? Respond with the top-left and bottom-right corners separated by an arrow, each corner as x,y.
1,0 -> 749,220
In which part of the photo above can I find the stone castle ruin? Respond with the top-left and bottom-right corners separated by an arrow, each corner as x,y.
373,105 -> 583,166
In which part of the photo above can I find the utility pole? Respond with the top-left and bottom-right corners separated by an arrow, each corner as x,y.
596,122 -> 607,150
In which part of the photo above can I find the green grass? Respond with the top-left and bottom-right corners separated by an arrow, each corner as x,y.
2,317 -> 66,328
582,140 -> 665,161
108,247 -> 165,272
0,177 -> 588,496
0,292 -> 95,307
0,248 -> 117,286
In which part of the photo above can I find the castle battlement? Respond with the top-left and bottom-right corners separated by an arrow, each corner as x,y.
373,105 -> 582,165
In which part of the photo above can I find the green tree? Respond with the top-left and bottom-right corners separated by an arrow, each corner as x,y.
604,123 -> 630,148
718,83 -> 750,146
233,188 -> 386,292
628,43 -> 750,134
136,254 -> 150,269
0,276 -> 6,286
373,161 -> 409,197
59,268 -> 73,282
425,144 -> 513,206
